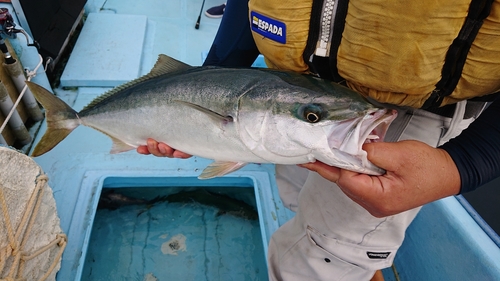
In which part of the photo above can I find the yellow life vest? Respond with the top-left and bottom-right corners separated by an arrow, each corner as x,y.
248,0 -> 313,72
249,0 -> 500,108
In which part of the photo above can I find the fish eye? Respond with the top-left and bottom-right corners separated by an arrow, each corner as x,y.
296,104 -> 324,123
305,111 -> 320,123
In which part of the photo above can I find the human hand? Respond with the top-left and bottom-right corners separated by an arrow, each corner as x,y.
136,138 -> 192,158
299,140 -> 461,217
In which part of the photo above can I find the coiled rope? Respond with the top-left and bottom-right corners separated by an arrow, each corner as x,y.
0,174 -> 67,281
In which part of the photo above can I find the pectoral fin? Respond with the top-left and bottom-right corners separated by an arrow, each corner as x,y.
199,161 -> 247,179
174,100 -> 233,123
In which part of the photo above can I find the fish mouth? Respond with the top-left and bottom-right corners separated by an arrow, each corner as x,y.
349,108 -> 397,146
324,108 -> 397,174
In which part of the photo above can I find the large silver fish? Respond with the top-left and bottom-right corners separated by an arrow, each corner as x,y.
28,54 -> 396,178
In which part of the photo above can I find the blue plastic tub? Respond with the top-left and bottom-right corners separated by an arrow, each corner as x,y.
55,170 -> 292,281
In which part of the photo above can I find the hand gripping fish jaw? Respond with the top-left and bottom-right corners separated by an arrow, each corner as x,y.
320,108 -> 397,175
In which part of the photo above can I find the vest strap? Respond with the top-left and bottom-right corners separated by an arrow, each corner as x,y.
422,0 -> 495,109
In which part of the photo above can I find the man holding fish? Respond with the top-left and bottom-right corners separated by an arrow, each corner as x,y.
139,0 -> 500,280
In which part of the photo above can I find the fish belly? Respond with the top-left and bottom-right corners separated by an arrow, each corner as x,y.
80,106 -> 267,163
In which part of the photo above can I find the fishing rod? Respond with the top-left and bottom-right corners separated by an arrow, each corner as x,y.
195,0 -> 207,29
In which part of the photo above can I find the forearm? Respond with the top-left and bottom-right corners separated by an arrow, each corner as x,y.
439,97 -> 500,193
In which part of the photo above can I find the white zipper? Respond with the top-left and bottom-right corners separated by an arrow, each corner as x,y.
315,0 -> 338,57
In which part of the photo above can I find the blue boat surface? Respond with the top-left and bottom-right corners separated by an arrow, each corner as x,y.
1,0 -> 500,280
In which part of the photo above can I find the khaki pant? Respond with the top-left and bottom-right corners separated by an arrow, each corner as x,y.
269,101 -> 476,281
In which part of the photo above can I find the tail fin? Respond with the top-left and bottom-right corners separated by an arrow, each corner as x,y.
26,81 -> 79,157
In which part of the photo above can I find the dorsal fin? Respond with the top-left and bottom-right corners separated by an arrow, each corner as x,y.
148,54 -> 192,76
82,54 -> 192,111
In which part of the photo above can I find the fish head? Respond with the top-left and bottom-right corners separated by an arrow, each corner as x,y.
237,86 -> 397,175
314,107 -> 397,174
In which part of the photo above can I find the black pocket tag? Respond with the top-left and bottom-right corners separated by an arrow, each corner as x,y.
366,252 -> 391,259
